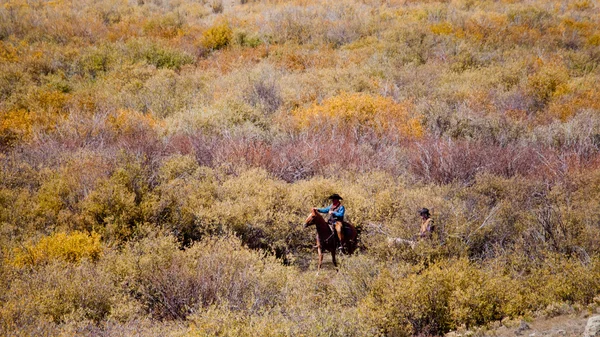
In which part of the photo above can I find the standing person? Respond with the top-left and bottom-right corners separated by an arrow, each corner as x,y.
313,194 -> 345,249
419,208 -> 435,239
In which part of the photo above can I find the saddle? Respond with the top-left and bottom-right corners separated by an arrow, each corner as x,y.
325,221 -> 353,244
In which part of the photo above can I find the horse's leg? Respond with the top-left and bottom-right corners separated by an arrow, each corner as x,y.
317,247 -> 323,271
331,250 -> 337,268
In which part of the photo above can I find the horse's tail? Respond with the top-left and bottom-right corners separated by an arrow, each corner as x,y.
342,222 -> 360,254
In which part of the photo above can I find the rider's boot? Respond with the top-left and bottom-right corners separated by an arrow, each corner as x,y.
335,221 -> 344,252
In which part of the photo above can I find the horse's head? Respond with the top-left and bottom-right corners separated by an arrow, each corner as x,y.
303,209 -> 319,228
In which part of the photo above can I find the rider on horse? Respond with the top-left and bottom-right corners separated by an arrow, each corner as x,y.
419,207 -> 435,239
313,194 -> 345,250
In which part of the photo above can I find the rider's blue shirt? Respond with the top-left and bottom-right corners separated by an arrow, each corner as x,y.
317,204 -> 345,221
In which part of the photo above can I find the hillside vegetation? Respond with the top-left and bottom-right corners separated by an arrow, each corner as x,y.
1,0 -> 600,335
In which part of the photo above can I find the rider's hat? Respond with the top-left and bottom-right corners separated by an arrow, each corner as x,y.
419,208 -> 430,216
328,193 -> 343,200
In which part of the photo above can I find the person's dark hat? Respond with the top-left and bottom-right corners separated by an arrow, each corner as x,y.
419,208 -> 430,216
328,193 -> 343,200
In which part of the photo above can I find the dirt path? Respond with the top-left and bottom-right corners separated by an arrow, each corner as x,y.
480,313 -> 593,337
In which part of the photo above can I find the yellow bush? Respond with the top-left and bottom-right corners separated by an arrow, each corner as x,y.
430,21 -> 453,35
568,0 -> 593,11
0,109 -> 33,147
31,88 -> 70,114
530,255 -> 600,305
292,92 -> 423,138
0,41 -> 19,62
587,34 -> 600,46
526,61 -> 570,111
201,21 -> 233,51
11,231 -> 102,267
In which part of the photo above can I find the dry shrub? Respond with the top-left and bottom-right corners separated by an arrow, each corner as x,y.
363,259 -> 530,336
210,0 -> 224,14
108,109 -> 161,135
243,76 -> 282,114
0,260 -> 117,327
261,5 -> 319,45
105,110 -> 165,159
188,306 -> 295,337
195,45 -> 269,74
261,1 -> 370,46
189,305 -> 375,337
205,129 -> 408,182
208,168 -> 297,252
126,69 -> 198,118
2,0 -> 600,334
120,234 -> 291,320
408,138 -> 546,184
0,187 -> 37,239
34,167 -> 89,227
142,13 -> 186,39
144,154 -> 218,244
562,39 -> 600,73
332,254 -> 381,306
268,44 -> 337,71
525,61 -> 570,113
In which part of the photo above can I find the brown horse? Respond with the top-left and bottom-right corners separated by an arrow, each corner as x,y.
303,209 -> 358,270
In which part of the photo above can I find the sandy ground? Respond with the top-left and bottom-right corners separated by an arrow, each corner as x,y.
484,315 -> 588,337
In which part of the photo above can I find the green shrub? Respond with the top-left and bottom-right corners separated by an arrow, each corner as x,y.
234,31 -> 262,48
144,154 -> 218,244
143,45 -> 194,70
77,45 -> 116,78
127,40 -> 194,70
34,171 -> 80,228
81,157 -> 150,242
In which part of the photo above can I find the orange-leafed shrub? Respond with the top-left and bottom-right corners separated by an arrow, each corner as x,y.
548,90 -> 600,121
0,109 -> 32,148
31,89 -> 70,114
10,231 -> 102,267
107,109 -> 162,136
292,92 -> 423,138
